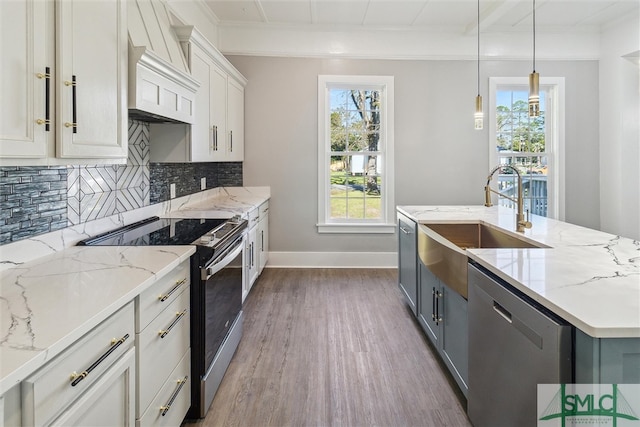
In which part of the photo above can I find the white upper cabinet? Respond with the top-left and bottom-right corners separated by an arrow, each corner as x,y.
150,26 -> 246,163
56,0 -> 128,159
226,78 -> 245,162
0,0 -> 128,164
0,0 -> 51,159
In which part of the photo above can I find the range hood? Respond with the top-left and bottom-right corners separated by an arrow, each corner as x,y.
128,0 -> 199,123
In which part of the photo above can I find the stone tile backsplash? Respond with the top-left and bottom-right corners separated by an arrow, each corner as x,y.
0,119 -> 243,244
0,167 -> 68,244
149,161 -> 243,203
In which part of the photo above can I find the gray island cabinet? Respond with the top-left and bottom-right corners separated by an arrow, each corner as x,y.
418,261 -> 468,396
397,213 -> 469,396
397,212 -> 418,315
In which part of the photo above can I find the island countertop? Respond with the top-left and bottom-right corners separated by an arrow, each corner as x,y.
397,205 -> 640,339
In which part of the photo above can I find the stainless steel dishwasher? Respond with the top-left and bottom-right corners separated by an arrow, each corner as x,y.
467,263 -> 572,427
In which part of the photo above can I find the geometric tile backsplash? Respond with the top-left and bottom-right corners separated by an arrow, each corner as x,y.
68,120 -> 151,224
0,119 -> 243,244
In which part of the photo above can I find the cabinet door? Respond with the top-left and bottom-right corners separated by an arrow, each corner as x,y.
226,79 -> 244,162
258,213 -> 269,273
398,214 -> 417,315
418,262 -> 442,347
0,0 -> 50,158
189,49 -> 214,162
247,225 -> 258,290
441,284 -> 468,396
210,64 -> 228,161
56,0 -> 127,159
52,348 -> 135,426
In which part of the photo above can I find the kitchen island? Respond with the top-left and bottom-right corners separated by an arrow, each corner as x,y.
397,205 -> 640,425
398,205 -> 640,339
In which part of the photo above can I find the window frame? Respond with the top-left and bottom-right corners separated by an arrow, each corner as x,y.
317,75 -> 395,234
489,76 -> 565,221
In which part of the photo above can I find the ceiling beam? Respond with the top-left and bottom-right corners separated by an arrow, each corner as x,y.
254,0 -> 269,23
464,0 -> 521,35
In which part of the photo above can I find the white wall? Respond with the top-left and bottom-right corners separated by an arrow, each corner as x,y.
228,55 -> 600,257
599,16 -> 640,240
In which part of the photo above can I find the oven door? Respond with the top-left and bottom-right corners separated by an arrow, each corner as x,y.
198,234 -> 245,417
202,235 -> 244,370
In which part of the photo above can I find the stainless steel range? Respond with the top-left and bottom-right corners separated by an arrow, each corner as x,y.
78,215 -> 248,419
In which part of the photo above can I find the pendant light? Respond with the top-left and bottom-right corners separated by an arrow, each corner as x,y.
474,0 -> 483,130
528,0 -> 540,117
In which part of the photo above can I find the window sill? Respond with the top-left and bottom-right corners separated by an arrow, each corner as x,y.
317,223 -> 396,234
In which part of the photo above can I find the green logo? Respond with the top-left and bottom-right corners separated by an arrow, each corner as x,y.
539,384 -> 640,426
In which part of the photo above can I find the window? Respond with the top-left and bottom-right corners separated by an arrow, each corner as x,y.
317,75 -> 395,233
489,77 -> 565,220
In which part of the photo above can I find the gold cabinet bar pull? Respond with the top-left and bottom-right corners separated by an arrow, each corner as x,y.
36,67 -> 51,131
160,376 -> 188,416
64,75 -> 78,133
158,278 -> 187,302
69,333 -> 129,386
158,310 -> 187,338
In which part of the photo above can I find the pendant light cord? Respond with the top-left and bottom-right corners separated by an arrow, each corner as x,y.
477,0 -> 480,96
532,0 -> 536,72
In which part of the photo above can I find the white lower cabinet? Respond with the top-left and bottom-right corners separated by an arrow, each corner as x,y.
137,349 -> 191,427
135,259 -> 191,425
243,200 -> 270,302
51,349 -> 135,426
3,260 -> 193,427
244,207 -> 260,301
257,201 -> 269,274
136,285 -> 190,413
22,302 -> 135,426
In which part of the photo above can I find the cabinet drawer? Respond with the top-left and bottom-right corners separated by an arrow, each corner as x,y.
52,348 -> 135,426
259,201 -> 269,220
137,349 -> 191,427
22,302 -> 135,426
136,259 -> 190,332
247,207 -> 259,229
137,286 -> 190,413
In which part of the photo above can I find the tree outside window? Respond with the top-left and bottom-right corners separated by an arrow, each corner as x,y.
317,75 -> 395,234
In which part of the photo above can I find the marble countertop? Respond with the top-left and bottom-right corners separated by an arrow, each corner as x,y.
165,186 -> 270,219
0,245 -> 195,395
397,205 -> 640,339
0,186 -> 270,395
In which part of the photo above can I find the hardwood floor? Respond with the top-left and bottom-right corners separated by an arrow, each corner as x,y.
189,268 -> 472,427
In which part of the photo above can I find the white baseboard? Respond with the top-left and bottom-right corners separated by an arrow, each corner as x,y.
265,251 -> 398,268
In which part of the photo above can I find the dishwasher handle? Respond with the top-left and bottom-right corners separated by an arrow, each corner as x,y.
493,301 -> 513,323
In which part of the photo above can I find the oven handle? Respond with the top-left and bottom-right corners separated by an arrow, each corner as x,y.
203,236 -> 244,281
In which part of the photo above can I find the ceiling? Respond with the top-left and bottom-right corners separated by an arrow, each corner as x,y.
204,0 -> 638,35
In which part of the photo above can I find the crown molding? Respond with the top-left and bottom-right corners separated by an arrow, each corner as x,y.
217,25 -> 602,60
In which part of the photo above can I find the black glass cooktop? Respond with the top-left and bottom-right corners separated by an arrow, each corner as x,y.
77,217 -> 227,246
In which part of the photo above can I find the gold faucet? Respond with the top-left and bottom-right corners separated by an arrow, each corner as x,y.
484,165 -> 532,233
